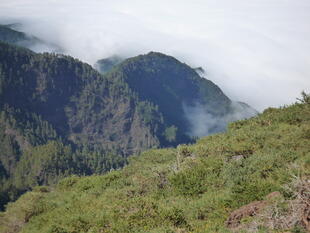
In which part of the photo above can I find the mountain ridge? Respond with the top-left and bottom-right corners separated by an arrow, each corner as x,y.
0,40 -> 256,210
0,24 -> 62,53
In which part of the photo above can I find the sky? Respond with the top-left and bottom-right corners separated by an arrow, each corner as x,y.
0,0 -> 309,111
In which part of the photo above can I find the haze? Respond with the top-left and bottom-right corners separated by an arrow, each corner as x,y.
0,0 -> 309,111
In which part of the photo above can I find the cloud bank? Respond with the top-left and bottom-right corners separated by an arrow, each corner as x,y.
0,0 -> 309,111
183,101 -> 258,137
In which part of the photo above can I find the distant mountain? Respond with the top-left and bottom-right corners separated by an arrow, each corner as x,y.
0,42 -> 256,209
107,52 -> 257,138
0,24 -> 62,53
94,55 -> 124,73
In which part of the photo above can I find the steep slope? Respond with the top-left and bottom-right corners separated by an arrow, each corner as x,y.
0,24 -> 61,53
0,98 -> 127,211
0,94 -> 308,233
0,42 -> 256,211
108,52 -> 257,139
0,24 -> 29,45
94,55 -> 124,74
0,42 -> 158,208
0,42 -> 256,155
0,42 -> 161,155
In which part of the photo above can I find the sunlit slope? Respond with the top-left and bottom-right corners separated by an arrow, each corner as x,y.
1,95 -> 309,233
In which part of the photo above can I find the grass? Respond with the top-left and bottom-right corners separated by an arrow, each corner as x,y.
0,96 -> 309,233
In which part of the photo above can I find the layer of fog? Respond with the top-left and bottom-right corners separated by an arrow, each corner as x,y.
0,0 -> 309,111
15,35 -> 62,54
184,102 -> 258,137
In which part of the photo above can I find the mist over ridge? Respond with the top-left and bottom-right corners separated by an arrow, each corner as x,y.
0,0 -> 309,111
0,3 -> 309,230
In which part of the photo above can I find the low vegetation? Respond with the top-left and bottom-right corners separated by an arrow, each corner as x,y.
0,93 -> 309,233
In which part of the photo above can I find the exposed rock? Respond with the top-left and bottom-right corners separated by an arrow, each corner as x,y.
227,178 -> 310,232
226,200 -> 267,228
302,207 -> 310,232
265,191 -> 282,200
300,179 -> 310,231
226,191 -> 283,228
230,154 -> 245,161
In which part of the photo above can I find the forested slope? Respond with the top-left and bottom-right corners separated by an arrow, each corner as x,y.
0,41 -> 256,210
0,42 -> 157,208
0,24 -> 61,53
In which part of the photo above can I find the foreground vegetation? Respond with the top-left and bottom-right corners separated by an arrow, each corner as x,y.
0,94 -> 309,233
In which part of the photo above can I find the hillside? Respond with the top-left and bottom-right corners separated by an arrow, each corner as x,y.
94,56 -> 124,74
0,24 -> 29,45
0,24 -> 61,53
100,52 -> 257,139
0,94 -> 309,233
0,41 -> 256,210
0,42 -> 163,154
0,42 -> 157,209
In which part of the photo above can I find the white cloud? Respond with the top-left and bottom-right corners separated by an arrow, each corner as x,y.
0,0 -> 309,111
183,101 -> 258,137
